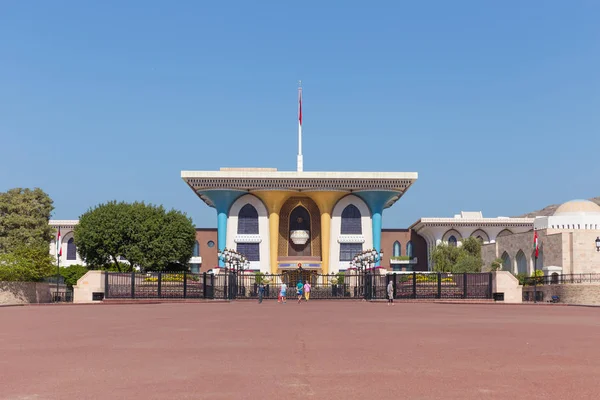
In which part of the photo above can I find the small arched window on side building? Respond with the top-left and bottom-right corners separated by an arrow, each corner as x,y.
67,238 -> 77,260
393,241 -> 401,257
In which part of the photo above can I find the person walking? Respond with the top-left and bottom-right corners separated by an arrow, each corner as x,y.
279,282 -> 287,303
296,281 -> 304,303
387,280 -> 394,306
258,282 -> 265,304
303,281 -> 311,302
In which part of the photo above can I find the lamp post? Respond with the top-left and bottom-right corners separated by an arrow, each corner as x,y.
351,248 -> 384,271
217,248 -> 249,299
217,248 -> 249,271
351,249 -> 384,300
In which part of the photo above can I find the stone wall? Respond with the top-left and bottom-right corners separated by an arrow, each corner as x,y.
523,283 -> 600,305
0,282 -> 52,305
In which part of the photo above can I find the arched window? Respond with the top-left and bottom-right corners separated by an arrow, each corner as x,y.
66,238 -> 77,260
448,236 -> 457,247
406,241 -> 413,258
516,250 -> 527,275
501,252 -> 511,273
341,204 -> 361,234
238,204 -> 259,234
193,241 -> 200,257
393,241 -> 401,257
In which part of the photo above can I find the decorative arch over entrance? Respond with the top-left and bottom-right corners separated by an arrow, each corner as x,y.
278,197 -> 321,258
288,206 -> 311,256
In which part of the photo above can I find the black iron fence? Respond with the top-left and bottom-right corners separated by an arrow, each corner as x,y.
524,273 -> 600,286
104,271 -> 493,300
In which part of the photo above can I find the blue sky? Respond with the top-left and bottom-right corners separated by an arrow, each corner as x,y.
1,1 -> 599,227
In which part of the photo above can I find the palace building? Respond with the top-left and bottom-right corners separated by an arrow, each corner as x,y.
181,168 -> 418,275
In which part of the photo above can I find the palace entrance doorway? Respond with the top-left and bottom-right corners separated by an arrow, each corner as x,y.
277,197 -> 322,271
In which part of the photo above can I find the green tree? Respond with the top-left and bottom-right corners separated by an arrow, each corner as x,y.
0,188 -> 54,252
431,243 -> 462,272
460,236 -> 482,259
74,201 -> 196,271
432,240 -> 482,273
0,243 -> 54,281
453,254 -> 482,273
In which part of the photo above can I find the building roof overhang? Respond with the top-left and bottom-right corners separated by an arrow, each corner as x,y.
181,170 -> 418,209
409,217 -> 534,231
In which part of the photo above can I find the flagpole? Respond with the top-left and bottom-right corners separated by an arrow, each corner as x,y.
533,253 -> 537,304
56,250 -> 60,301
55,227 -> 61,301
297,80 -> 303,172
533,230 -> 537,303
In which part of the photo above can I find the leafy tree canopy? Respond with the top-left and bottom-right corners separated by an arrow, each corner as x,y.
74,201 -> 196,271
0,188 -> 54,253
432,238 -> 483,273
0,243 -> 54,281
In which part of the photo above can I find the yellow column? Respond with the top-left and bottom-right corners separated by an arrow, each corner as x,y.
305,192 -> 346,275
254,191 -> 292,274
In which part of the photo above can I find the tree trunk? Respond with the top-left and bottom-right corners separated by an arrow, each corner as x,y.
112,255 -> 120,272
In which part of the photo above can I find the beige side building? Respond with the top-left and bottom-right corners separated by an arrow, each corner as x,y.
482,200 -> 600,276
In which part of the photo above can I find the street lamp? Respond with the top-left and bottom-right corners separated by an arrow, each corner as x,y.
352,248 -> 384,272
217,248 -> 249,271
596,237 -> 600,252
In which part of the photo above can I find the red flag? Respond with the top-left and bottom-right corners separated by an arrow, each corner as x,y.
57,226 -> 62,257
533,230 -> 539,258
298,90 -> 302,126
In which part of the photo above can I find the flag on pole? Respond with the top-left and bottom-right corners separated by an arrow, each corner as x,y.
533,230 -> 539,258
56,227 -> 62,258
298,88 -> 302,126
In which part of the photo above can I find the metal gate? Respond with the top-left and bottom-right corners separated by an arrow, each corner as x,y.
104,271 -> 492,301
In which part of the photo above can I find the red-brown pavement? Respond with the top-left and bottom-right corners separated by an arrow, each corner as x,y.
1,301 -> 600,400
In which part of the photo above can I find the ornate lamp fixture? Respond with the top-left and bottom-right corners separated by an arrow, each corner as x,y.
351,248 -> 384,271
596,237 -> 600,252
217,248 -> 249,271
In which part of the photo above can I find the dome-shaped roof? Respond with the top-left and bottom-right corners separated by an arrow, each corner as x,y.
554,199 -> 600,216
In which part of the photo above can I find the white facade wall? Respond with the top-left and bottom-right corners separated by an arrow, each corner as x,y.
226,194 -> 270,273
49,221 -> 84,267
329,195 -> 373,273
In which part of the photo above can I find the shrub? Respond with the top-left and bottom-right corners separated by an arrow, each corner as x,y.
59,265 -> 89,288
255,271 -> 265,284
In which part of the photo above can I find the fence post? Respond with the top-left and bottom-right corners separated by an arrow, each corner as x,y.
131,271 -> 135,299
463,273 -> 468,299
412,271 -> 417,299
183,272 -> 187,298
157,272 -> 162,298
437,272 -> 441,299
104,271 -> 109,299
393,274 -> 397,299
488,273 -> 493,299
202,272 -> 207,298
211,273 -> 215,299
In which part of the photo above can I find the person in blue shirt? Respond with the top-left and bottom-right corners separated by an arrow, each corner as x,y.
296,281 -> 304,303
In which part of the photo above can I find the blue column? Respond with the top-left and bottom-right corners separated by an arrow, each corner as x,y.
355,191 -> 401,267
197,190 -> 245,267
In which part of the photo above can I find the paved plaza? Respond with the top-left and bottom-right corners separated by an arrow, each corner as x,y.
1,302 -> 600,399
